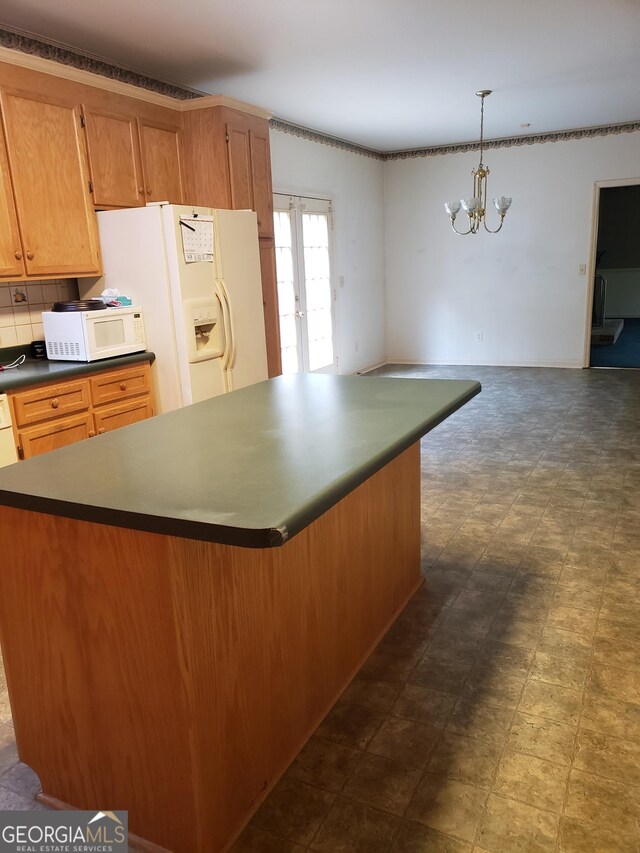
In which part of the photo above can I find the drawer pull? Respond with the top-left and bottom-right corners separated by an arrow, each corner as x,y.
98,427 -> 105,435
51,399 -> 59,409
120,382 -> 127,391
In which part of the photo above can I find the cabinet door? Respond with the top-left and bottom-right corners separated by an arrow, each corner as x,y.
94,397 -> 153,434
0,91 -> 102,277
249,126 -> 274,239
138,119 -> 184,203
226,122 -> 253,210
0,125 -> 24,278
83,107 -> 144,208
18,412 -> 95,459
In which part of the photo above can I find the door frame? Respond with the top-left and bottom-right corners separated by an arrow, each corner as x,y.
583,176 -> 640,367
272,190 -> 338,374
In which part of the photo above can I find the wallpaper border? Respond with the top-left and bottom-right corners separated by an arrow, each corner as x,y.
0,27 -> 203,100
3,28 -> 639,159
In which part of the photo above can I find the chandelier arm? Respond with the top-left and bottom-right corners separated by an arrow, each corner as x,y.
482,217 -> 505,234
450,219 -> 472,236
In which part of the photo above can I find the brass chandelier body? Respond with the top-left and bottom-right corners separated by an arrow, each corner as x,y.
445,90 -> 512,235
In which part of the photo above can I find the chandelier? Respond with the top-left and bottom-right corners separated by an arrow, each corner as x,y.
444,90 -> 511,235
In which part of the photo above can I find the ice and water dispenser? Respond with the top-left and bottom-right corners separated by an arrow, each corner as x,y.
183,297 -> 225,363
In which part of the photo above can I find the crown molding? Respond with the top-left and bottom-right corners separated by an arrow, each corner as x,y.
0,35 -> 270,116
179,94 -> 271,119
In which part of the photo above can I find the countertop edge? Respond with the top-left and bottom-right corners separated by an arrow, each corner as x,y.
0,350 -> 156,393
0,380 -> 481,549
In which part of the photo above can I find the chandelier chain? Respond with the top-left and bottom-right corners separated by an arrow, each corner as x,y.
479,93 -> 485,167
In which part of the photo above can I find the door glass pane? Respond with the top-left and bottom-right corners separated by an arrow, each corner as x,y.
274,210 -> 299,374
302,213 -> 334,371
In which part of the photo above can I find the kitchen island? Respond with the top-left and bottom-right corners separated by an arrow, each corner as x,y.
0,373 -> 479,852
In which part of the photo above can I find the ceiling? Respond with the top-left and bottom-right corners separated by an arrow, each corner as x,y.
1,0 -> 640,152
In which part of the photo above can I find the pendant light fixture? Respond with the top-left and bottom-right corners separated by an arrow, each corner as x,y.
444,90 -> 511,235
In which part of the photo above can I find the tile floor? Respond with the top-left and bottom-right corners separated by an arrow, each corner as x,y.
1,363 -> 640,852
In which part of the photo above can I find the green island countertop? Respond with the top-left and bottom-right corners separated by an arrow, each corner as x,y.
0,373 -> 480,548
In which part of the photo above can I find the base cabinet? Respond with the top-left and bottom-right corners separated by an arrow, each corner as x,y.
9,362 -> 154,459
18,413 -> 96,460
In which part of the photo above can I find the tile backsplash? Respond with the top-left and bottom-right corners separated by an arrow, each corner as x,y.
0,279 -> 79,348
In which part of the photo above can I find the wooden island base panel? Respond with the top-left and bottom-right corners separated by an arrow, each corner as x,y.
0,445 -> 420,853
0,374 -> 481,852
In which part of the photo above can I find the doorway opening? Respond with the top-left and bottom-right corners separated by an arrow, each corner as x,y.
587,180 -> 640,368
273,194 -> 337,375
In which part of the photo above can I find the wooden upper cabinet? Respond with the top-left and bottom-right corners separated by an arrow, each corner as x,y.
0,127 -> 24,278
82,107 -> 145,208
224,113 -> 274,238
226,122 -> 253,210
0,91 -> 101,277
138,119 -> 184,204
249,126 -> 275,239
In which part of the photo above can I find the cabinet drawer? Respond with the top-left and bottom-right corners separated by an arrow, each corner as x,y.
18,413 -> 95,459
11,379 -> 91,428
94,397 -> 153,434
90,364 -> 151,407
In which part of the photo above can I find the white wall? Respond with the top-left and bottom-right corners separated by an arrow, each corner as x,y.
384,132 -> 640,367
269,130 -> 386,374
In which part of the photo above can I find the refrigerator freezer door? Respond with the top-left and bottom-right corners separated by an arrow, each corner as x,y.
161,205 -> 226,404
89,206 -> 185,414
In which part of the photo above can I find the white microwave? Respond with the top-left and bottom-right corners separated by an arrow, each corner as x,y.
42,306 -> 147,362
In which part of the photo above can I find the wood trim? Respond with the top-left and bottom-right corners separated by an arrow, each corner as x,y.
0,47 -> 271,117
0,442 -> 421,852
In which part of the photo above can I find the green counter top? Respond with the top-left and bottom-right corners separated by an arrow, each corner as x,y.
0,348 -> 155,393
0,374 -> 480,548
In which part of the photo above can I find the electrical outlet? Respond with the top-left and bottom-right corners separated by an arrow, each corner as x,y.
475,331 -> 483,342
578,264 -> 587,275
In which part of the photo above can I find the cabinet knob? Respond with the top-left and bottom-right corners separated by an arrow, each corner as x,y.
26,250 -> 34,260
89,429 -> 96,437
138,186 -> 144,195
146,188 -> 152,196
51,399 -> 59,409
98,427 -> 105,435
120,382 -> 127,391
14,250 -> 22,260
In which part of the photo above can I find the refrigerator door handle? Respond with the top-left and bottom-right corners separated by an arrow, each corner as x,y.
216,278 -> 235,391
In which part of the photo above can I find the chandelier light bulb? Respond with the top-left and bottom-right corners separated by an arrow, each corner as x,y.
443,91 -> 512,235
461,197 -> 480,213
493,196 -> 512,214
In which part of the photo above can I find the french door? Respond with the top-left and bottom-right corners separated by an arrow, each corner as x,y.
273,194 -> 337,374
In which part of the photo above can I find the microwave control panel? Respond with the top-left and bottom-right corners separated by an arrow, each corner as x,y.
132,312 -> 146,344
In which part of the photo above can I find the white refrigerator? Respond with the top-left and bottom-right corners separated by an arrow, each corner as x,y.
80,204 -> 268,414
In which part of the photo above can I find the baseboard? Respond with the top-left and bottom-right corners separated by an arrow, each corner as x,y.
352,359 -> 387,375
383,357 -> 584,369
